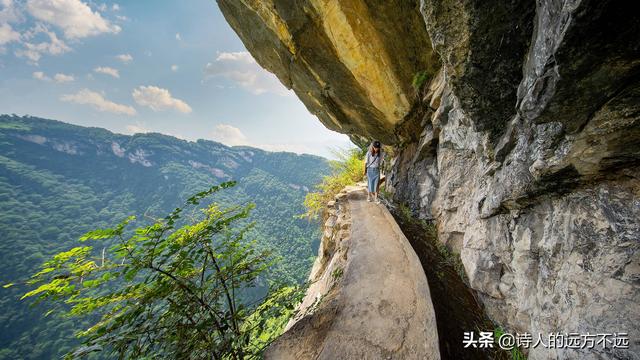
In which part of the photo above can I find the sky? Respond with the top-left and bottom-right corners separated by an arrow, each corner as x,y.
0,0 -> 353,158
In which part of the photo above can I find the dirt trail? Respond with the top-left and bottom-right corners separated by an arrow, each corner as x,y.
266,186 -> 440,359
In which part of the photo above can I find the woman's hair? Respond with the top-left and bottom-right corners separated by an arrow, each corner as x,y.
369,141 -> 382,155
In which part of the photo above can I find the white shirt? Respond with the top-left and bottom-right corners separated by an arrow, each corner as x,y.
365,150 -> 383,168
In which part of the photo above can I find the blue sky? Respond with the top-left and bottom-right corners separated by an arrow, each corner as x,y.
0,0 -> 353,158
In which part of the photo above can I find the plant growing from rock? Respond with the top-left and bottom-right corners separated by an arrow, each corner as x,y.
411,70 -> 431,92
301,148 -> 365,220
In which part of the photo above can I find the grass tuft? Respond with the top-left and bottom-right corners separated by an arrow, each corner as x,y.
412,70 -> 431,92
301,148 -> 365,220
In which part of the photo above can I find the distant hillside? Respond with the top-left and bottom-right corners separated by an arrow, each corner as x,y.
0,114 -> 330,359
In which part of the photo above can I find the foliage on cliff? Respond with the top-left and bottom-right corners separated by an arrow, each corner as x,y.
411,70 -> 433,93
302,148 -> 365,219
19,182 -> 304,359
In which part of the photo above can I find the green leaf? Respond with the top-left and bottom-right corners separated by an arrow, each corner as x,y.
124,268 -> 138,281
82,280 -> 97,288
79,216 -> 134,241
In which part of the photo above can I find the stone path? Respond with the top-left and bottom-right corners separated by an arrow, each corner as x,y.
266,185 -> 440,359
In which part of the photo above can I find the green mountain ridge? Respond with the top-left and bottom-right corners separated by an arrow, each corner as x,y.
0,114 -> 330,359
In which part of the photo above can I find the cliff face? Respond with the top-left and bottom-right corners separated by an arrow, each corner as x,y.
218,1 -> 640,359
217,0 -> 440,144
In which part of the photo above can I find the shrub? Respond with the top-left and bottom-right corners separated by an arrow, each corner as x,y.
412,70 -> 431,92
494,327 -> 528,360
301,148 -> 365,220
17,182 -> 305,359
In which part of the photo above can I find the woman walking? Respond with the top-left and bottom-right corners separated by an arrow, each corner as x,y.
364,140 -> 383,203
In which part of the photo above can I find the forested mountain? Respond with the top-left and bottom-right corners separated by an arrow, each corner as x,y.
0,114 -> 329,359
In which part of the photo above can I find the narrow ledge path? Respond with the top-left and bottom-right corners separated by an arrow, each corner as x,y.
266,185 -> 440,360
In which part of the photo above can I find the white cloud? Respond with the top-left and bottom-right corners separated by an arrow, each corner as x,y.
115,53 -> 132,63
32,71 -> 50,81
15,27 -> 70,62
171,64 -> 178,72
0,23 -> 20,45
53,73 -> 74,82
115,120 -> 351,158
61,88 -> 136,115
112,4 -> 120,11
125,123 -> 149,134
258,143 -> 316,154
208,123 -> 348,156
166,132 -> 188,140
132,86 -> 192,114
175,32 -> 181,41
204,51 -> 291,96
33,71 -> 74,83
26,0 -> 120,39
210,124 -> 249,146
0,0 -> 21,24
94,66 -> 119,78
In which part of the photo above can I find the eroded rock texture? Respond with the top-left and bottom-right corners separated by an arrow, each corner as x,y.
218,0 -> 639,359
392,1 -> 640,359
217,0 -> 440,144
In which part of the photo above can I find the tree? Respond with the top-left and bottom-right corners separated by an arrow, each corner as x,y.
18,181 -> 304,359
